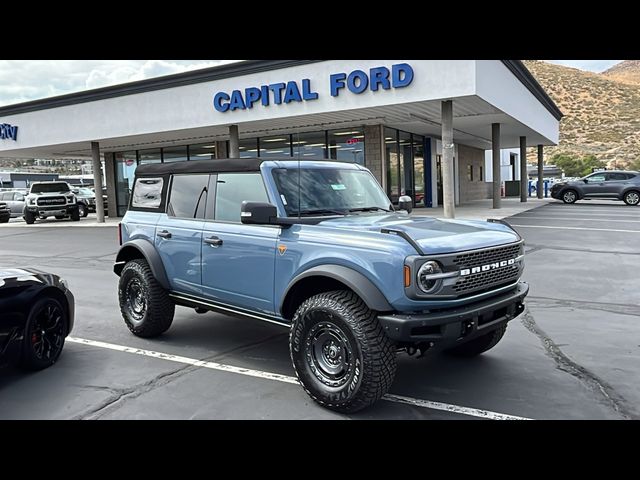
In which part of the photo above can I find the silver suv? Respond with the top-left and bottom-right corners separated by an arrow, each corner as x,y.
550,170 -> 640,205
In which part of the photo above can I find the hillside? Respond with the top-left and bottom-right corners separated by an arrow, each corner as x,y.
523,60 -> 640,167
602,60 -> 640,86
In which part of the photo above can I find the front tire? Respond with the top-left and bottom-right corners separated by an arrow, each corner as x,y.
24,211 -> 35,224
562,189 -> 578,204
118,258 -> 174,337
623,190 -> 640,206
290,290 -> 397,413
71,208 -> 80,221
446,325 -> 507,357
20,296 -> 68,370
78,204 -> 88,217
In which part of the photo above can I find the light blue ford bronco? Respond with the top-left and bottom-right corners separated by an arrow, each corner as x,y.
114,158 -> 528,412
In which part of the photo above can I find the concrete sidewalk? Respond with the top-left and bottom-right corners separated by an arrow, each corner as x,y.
412,197 -> 554,221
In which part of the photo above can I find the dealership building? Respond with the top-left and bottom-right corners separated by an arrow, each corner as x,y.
0,60 -> 561,217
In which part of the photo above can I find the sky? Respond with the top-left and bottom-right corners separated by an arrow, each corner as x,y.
0,60 -> 625,107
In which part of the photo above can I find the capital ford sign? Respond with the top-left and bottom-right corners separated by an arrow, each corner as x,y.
213,63 -> 414,113
0,123 -> 18,141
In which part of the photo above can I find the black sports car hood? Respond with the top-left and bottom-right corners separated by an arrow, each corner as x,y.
0,267 -> 62,287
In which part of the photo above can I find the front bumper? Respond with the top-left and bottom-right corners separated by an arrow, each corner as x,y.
378,282 -> 529,344
26,204 -> 78,217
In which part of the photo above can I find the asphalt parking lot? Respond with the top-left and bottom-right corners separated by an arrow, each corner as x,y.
1,202 -> 639,420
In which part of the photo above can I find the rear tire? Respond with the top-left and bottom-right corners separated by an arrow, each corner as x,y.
290,290 -> 397,413
623,190 -> 640,206
446,325 -> 507,357
20,296 -> 68,370
24,211 -> 35,224
118,258 -> 174,337
562,189 -> 578,204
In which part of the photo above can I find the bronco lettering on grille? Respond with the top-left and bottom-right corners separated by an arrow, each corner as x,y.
460,258 -> 516,277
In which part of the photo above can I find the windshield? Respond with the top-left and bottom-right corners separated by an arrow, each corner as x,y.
74,188 -> 94,196
272,167 -> 392,217
31,183 -> 70,193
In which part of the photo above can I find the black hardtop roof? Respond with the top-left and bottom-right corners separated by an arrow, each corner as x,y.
135,158 -> 266,176
133,157 -> 359,176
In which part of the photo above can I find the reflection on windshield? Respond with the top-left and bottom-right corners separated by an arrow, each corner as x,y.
272,168 -> 392,217
31,183 -> 70,193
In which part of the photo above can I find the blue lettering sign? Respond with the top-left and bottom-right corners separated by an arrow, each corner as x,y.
283,81 -> 302,103
268,83 -> 286,105
301,79 -> 318,100
0,123 -> 19,141
369,67 -> 391,91
245,87 -> 261,109
347,70 -> 369,94
330,73 -> 346,97
211,63 -> 413,112
213,92 -> 230,112
392,63 -> 414,88
229,90 -> 246,111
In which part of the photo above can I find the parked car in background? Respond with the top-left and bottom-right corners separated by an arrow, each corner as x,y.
0,267 -> 75,369
0,190 -> 26,218
71,187 -> 97,218
0,201 -> 10,223
24,181 -> 80,224
551,170 -> 640,205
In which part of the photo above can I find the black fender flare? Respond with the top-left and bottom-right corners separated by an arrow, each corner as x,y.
280,264 -> 393,314
113,239 -> 170,290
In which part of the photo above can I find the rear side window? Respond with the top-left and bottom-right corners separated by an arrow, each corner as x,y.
131,177 -> 164,209
608,173 -> 627,181
214,173 -> 269,222
167,174 -> 210,219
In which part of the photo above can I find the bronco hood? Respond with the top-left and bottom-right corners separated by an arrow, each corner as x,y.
319,214 -> 520,255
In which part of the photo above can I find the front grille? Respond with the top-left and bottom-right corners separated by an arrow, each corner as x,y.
451,243 -> 523,294
452,243 -> 522,269
37,197 -> 66,206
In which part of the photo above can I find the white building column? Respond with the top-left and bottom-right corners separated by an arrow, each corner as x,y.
91,141 -> 105,223
492,123 -> 501,209
520,136 -> 527,202
441,100 -> 455,218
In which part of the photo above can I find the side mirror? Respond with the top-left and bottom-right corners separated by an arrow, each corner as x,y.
583,179 -> 589,184
398,195 -> 413,214
241,201 -> 278,225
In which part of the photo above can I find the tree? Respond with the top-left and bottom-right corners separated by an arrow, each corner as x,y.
628,156 -> 640,171
549,152 -> 605,177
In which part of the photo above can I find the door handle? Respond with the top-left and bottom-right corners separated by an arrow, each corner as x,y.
157,230 -> 172,239
204,236 -> 223,247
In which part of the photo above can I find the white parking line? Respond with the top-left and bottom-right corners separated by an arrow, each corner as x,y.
513,216 -> 640,223
510,224 -> 640,233
523,212 -> 640,218
66,336 -> 531,421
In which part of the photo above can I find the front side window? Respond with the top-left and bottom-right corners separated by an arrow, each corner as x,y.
587,174 -> 606,182
214,173 -> 269,222
131,177 -> 164,209
273,167 -> 391,217
168,174 -> 209,219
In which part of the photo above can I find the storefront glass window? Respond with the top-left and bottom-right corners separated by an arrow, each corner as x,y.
399,131 -> 413,198
328,128 -> 365,165
385,128 -> 399,202
138,148 -> 162,165
238,138 -> 258,158
189,143 -> 216,160
259,135 -> 292,158
163,145 -> 188,163
292,131 -> 327,159
115,151 -> 137,216
413,135 -> 425,206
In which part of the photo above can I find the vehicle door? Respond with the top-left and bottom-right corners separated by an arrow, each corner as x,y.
601,172 -> 631,197
201,172 -> 279,315
581,173 -> 607,197
10,192 -> 25,216
154,174 -> 210,297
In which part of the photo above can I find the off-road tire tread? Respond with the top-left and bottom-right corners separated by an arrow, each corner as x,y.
119,258 -> 174,338
290,290 -> 396,413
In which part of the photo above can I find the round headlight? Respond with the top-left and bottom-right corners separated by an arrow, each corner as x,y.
417,261 -> 443,293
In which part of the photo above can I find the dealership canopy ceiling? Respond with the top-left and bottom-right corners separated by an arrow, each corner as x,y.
0,60 -> 561,159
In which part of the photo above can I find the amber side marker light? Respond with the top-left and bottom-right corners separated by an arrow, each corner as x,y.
404,265 -> 411,287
